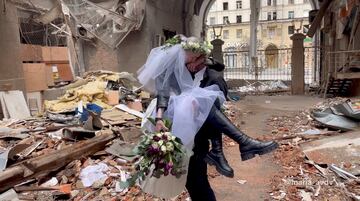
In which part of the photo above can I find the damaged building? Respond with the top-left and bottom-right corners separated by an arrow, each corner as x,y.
0,0 -> 359,200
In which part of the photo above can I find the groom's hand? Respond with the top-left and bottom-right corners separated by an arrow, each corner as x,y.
155,120 -> 169,132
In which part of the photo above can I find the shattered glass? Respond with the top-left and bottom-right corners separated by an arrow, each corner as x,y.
61,0 -> 146,48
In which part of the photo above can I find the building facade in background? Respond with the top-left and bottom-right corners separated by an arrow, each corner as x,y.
206,0 -> 315,82
206,0 -> 313,50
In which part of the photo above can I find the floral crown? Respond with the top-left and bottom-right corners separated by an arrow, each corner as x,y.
164,35 -> 213,55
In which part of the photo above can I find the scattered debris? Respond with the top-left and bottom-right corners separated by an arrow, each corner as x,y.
0,130 -> 116,192
41,177 -> 59,187
301,129 -> 322,135
0,189 -> 20,201
299,190 -> 313,201
233,80 -> 289,93
329,164 -> 358,180
0,143 -> 31,171
79,163 -> 109,187
237,179 -> 247,185
105,139 -> 137,162
44,71 -> 138,113
1,70 -> 359,200
267,98 -> 360,200
0,70 -> 192,200
331,100 -> 360,120
311,110 -> 359,131
116,104 -> 144,118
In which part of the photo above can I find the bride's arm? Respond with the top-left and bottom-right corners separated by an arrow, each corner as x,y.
155,72 -> 171,131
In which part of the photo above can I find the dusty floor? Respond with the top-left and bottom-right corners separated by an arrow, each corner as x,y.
209,95 -> 323,201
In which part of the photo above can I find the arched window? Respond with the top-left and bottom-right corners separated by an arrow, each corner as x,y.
265,44 -> 279,68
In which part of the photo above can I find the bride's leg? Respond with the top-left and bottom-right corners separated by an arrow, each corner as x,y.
206,105 -> 278,161
205,132 -> 234,178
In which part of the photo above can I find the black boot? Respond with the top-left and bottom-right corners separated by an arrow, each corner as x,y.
205,134 -> 234,178
206,106 -> 278,161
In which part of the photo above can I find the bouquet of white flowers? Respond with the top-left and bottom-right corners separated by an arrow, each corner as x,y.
135,119 -> 187,178
119,119 -> 188,198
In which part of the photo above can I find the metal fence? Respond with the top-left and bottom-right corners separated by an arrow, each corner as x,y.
223,47 -> 320,84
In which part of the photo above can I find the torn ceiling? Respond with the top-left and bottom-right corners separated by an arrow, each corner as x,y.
61,0 -> 146,48
13,0 -> 146,48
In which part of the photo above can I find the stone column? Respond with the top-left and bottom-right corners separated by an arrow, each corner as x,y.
211,39 -> 224,76
290,33 -> 306,95
0,1 -> 26,93
211,39 -> 224,64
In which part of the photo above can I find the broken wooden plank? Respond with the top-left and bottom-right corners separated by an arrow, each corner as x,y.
14,184 -> 72,194
0,129 -> 117,192
307,0 -> 332,37
101,108 -> 136,126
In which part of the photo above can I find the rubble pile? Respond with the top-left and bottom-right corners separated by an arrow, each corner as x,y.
312,97 -> 351,111
0,71 -> 190,201
44,71 -> 138,113
270,140 -> 360,200
1,70 -> 359,200
219,98 -> 359,200
232,80 -> 290,95
264,98 -> 360,200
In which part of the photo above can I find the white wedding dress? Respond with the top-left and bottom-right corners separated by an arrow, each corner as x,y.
137,44 -> 225,198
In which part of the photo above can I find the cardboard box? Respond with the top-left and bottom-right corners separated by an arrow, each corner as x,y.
21,45 -> 69,63
42,46 -> 69,63
51,47 -> 69,62
57,63 -> 73,81
21,44 -> 43,61
41,47 -> 52,62
23,63 -> 48,92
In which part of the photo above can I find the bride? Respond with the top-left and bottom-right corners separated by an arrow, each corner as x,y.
137,35 -> 278,200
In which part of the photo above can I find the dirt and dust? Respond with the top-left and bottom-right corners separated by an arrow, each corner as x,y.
210,95 -> 327,201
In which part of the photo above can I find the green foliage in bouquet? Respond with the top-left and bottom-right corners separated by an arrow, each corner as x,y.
119,118 -> 187,188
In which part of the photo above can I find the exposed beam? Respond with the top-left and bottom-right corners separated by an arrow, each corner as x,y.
0,130 -> 116,193
307,0 -> 332,38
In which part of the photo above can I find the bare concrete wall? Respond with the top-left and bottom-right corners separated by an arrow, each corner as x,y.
188,0 -> 213,39
82,0 -> 186,74
83,42 -> 119,72
0,1 -> 26,92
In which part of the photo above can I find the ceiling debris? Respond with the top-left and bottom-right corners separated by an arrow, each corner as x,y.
61,0 -> 146,48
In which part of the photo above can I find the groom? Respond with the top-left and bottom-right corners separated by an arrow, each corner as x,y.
183,54 -> 229,201
154,45 -> 231,200
155,49 -> 230,200
154,36 -> 278,201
